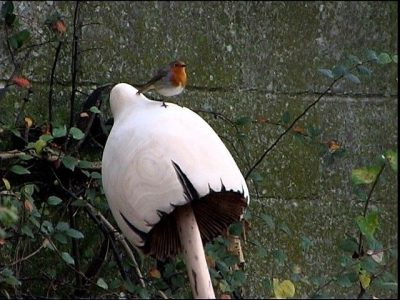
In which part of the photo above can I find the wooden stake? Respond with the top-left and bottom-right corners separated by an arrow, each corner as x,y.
175,204 -> 216,299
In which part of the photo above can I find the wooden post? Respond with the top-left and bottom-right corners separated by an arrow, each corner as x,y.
175,204 -> 216,299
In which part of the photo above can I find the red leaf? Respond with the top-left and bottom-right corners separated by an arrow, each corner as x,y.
12,76 -> 32,89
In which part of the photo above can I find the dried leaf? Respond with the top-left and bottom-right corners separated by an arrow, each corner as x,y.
256,116 -> 268,124
148,267 -> 161,279
24,199 -> 34,213
24,117 -> 33,129
292,126 -> 305,134
327,140 -> 341,153
12,76 -> 32,89
52,19 -> 66,33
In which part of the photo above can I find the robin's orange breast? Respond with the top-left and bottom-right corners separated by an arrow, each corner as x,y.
170,67 -> 187,87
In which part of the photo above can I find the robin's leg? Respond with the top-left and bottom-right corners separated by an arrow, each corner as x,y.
161,99 -> 167,108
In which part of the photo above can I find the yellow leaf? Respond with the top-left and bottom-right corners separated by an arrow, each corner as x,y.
2,178 -> 11,190
24,116 -> 33,129
273,279 -> 295,299
359,272 -> 371,289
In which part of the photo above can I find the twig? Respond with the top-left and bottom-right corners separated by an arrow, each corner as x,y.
357,162 -> 386,257
7,243 -> 45,267
245,61 -> 374,180
48,41 -> 63,124
69,1 -> 81,129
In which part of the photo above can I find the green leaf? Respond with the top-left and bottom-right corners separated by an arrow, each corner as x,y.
40,134 -> 53,142
228,222 -> 243,235
366,50 -> 378,62
261,213 -> 275,230
34,139 -> 47,154
279,223 -> 292,236
344,73 -> 361,84
55,221 -> 70,231
70,127 -> 85,140
356,211 -> 379,239
90,106 -> 101,114
357,65 -> 372,76
96,278 -> 108,290
377,52 -> 392,64
10,165 -> 31,175
8,30 -> 30,49
300,235 -> 312,252
332,65 -> 348,78
249,170 -> 263,183
21,224 -> 34,238
65,228 -> 84,239
1,1 -> 14,18
61,252 -> 75,265
53,232 -> 68,244
318,68 -> 334,79
272,249 -> 286,266
337,273 -> 353,288
52,125 -> 67,138
347,54 -> 362,65
351,166 -> 380,185
392,54 -> 398,64
281,111 -> 290,124
62,155 -> 78,171
48,196 -> 63,206
339,238 -> 358,253
234,116 -> 252,126
384,149 -> 397,172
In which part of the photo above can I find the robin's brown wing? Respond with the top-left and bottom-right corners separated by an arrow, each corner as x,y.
137,66 -> 169,94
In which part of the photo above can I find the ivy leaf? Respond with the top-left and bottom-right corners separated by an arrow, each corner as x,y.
359,272 -> 371,289
356,211 -> 379,239
61,252 -> 75,265
339,238 -> 358,253
34,139 -> 47,154
234,116 -> 252,126
366,50 -> 378,62
47,196 -> 63,206
55,221 -> 70,231
62,155 -> 78,171
89,106 -> 101,114
281,111 -> 291,124
357,65 -> 372,76
1,1 -> 14,18
2,178 -> 11,190
384,149 -> 397,172
351,166 -> 380,185
21,224 -> 34,238
273,279 -> 295,299
347,54 -> 362,65
344,73 -> 361,84
332,65 -> 348,78
65,228 -> 84,239
8,29 -> 30,49
377,52 -> 392,65
96,278 -> 108,290
70,127 -> 85,140
10,165 -> 31,175
318,68 -> 334,79
52,125 -> 67,138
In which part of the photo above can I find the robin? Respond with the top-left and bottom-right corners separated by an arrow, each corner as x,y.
136,60 -> 187,107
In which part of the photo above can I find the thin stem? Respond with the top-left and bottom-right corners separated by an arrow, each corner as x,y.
48,41 -> 63,124
69,1 -> 80,129
245,61 -> 374,180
